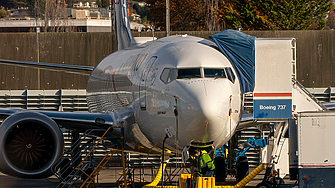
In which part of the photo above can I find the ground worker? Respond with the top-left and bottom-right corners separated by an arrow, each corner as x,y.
193,148 -> 215,177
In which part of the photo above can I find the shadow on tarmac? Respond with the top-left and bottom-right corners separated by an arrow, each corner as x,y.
0,173 -> 59,188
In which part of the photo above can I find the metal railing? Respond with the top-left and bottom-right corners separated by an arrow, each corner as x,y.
52,125 -> 126,188
0,89 -> 87,112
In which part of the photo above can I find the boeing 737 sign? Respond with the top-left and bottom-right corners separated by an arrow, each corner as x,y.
253,92 -> 292,119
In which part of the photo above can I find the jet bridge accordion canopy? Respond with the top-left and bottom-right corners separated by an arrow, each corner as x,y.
209,29 -> 256,94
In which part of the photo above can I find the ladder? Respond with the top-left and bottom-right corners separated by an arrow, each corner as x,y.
52,124 -> 127,188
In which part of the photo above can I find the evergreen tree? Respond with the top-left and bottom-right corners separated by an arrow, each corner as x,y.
133,2 -> 149,20
96,0 -> 102,8
221,0 -> 333,30
255,0 -> 333,30
221,0 -> 269,30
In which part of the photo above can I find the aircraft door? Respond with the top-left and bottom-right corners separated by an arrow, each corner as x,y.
140,56 -> 157,110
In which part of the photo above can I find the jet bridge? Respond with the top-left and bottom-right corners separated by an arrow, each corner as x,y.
211,30 -> 334,187
251,36 -> 334,187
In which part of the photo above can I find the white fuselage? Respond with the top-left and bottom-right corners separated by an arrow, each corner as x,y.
86,35 -> 241,153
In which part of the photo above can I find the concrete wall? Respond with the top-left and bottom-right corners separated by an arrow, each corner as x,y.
0,32 -> 117,89
0,30 -> 334,89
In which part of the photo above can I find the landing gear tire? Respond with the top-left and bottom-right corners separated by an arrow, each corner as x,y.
236,156 -> 249,181
255,182 -> 272,188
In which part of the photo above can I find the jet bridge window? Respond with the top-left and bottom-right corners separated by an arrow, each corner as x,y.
225,67 -> 236,83
160,68 -> 176,84
177,68 -> 201,79
204,68 -> 226,78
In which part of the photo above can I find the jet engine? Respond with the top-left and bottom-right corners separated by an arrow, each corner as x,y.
0,111 -> 64,178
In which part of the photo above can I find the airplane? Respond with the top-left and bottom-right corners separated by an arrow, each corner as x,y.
0,0 -> 245,179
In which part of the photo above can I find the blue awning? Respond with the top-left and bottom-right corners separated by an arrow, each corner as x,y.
209,30 -> 255,94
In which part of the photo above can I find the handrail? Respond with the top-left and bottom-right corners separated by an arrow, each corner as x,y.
53,123 -> 126,188
80,150 -> 117,187
77,126 -> 114,169
292,78 -> 328,111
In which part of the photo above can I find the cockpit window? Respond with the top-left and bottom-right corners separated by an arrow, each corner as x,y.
160,68 -> 176,84
204,68 -> 226,78
177,68 -> 201,79
225,67 -> 236,83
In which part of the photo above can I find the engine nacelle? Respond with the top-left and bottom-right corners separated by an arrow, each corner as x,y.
0,111 -> 64,178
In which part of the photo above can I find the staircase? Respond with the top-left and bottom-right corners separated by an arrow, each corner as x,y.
52,125 -> 127,188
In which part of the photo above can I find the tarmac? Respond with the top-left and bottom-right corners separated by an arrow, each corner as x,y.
0,168 -> 298,188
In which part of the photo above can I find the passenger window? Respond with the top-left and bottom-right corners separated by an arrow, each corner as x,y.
177,68 -> 201,79
204,68 -> 226,78
225,68 -> 236,83
160,68 -> 176,84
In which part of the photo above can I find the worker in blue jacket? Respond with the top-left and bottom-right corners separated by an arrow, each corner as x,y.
193,148 -> 215,177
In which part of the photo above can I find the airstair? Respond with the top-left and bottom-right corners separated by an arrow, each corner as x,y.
52,124 -> 127,188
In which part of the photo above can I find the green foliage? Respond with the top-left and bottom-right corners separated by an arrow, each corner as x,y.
0,9 -> 8,18
133,2 -> 149,21
255,0 -> 333,30
222,0 -> 333,30
223,0 -> 269,30
96,0 -> 102,8
142,16 -> 147,23
101,0 -> 109,8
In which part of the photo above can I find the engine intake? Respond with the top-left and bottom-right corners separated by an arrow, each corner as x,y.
0,111 -> 64,178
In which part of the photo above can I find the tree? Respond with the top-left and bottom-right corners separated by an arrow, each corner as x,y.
170,0 -> 208,30
257,0 -> 332,30
133,2 -> 149,21
326,7 -> 335,29
147,0 -> 223,31
220,0 -> 333,30
101,0 -> 110,8
219,0 -> 269,30
96,0 -> 102,8
0,9 -> 8,18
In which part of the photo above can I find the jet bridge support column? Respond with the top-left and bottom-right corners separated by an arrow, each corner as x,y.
252,38 -> 296,187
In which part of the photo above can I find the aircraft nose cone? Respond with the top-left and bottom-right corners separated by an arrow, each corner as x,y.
196,82 -> 232,138
176,80 -> 236,147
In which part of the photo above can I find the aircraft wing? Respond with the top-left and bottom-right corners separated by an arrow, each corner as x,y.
0,59 -> 94,76
0,108 -> 115,131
